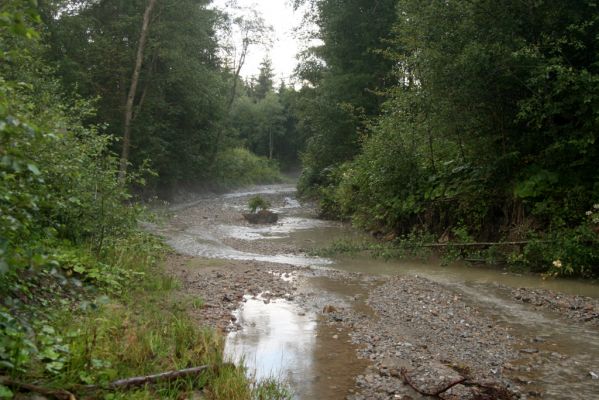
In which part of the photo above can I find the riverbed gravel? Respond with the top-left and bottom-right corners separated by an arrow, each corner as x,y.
508,286 -> 599,326
156,185 -> 599,400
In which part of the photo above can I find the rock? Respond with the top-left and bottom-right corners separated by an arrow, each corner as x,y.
323,304 -> 338,313
519,348 -> 539,354
242,210 -> 278,224
439,384 -> 479,400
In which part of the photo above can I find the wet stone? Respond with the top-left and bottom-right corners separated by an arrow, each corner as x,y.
438,384 -> 478,400
242,210 -> 278,224
519,348 -> 539,354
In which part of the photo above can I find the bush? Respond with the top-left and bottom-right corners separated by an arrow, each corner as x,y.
247,196 -> 271,213
509,206 -> 599,277
0,18 -> 137,275
212,147 -> 282,189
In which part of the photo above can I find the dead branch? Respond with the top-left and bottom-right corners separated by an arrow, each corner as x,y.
409,240 -> 550,248
88,365 -> 210,390
0,376 -> 77,400
400,367 -> 466,396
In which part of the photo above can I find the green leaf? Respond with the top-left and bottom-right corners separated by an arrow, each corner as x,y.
26,163 -> 40,175
0,384 -> 13,399
41,348 -> 60,361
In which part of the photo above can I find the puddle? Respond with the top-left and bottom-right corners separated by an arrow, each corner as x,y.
225,295 -> 317,383
225,295 -> 366,399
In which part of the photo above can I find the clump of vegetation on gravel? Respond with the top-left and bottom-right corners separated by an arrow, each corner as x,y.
248,195 -> 272,213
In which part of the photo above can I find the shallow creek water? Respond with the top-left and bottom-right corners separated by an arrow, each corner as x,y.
159,184 -> 599,399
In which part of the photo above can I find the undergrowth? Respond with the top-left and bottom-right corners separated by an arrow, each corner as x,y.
212,148 -> 283,190
313,220 -> 599,278
0,233 -> 292,399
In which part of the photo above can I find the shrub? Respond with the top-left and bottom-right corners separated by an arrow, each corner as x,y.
248,196 -> 271,213
212,147 -> 282,189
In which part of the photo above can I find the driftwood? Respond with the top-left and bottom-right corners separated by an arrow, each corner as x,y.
88,365 -> 211,390
0,376 -> 77,400
1,366 -> 210,398
400,367 -> 465,397
399,367 -> 514,399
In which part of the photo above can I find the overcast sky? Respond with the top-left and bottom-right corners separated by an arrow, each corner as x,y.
211,0 -> 307,84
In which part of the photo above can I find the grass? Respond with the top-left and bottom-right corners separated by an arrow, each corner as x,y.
0,232 -> 291,399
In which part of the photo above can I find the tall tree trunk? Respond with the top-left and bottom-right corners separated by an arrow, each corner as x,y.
119,0 -> 157,181
269,129 -> 273,160
210,38 -> 249,167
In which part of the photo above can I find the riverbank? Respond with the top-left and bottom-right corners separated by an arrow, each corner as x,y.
153,184 -> 599,399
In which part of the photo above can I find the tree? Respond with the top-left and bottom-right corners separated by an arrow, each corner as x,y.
311,0 -> 599,275
293,0 -> 397,191
120,0 -> 157,180
41,0 -> 228,192
253,56 -> 274,100
210,6 -> 272,165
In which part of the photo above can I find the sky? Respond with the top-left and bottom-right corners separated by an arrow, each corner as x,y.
211,0 -> 308,84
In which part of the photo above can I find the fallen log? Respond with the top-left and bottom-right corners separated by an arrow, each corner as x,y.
0,376 -> 77,400
98,365 -> 210,390
406,240 -> 551,248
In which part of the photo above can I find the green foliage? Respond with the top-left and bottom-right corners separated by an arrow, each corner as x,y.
296,0 -> 599,276
510,206 -> 599,277
248,196 -> 271,213
54,246 -> 144,293
253,378 -> 293,400
295,0 -> 397,192
0,308 -> 36,373
213,147 -> 282,189
42,0 -> 228,191
0,56 -> 135,275
0,2 -> 292,398
0,0 -> 40,44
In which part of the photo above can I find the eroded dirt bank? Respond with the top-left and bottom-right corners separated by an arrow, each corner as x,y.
150,185 -> 599,400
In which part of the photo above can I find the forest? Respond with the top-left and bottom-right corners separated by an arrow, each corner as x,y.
1,0 -> 598,399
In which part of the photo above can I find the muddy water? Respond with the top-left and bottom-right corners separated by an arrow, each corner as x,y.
225,293 -> 368,399
159,184 -> 599,399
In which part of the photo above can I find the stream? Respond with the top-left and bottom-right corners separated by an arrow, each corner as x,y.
155,184 -> 599,399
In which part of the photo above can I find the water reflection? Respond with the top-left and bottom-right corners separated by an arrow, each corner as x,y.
224,293 -> 368,400
225,296 -> 317,392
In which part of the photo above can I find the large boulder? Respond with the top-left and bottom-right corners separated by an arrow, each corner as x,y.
243,210 -> 278,224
